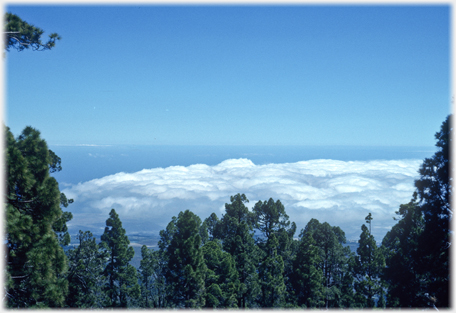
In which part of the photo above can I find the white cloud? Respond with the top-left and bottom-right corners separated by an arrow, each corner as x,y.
62,158 -> 422,241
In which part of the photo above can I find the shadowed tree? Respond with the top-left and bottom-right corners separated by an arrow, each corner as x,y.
382,115 -> 451,308
414,115 -> 451,308
381,196 -> 424,307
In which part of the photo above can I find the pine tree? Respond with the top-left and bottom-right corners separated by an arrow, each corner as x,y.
414,115 -> 451,308
4,12 -> 61,51
65,230 -> 108,308
258,233 -> 286,307
381,115 -> 451,308
164,210 -> 206,308
300,218 -> 353,308
353,213 -> 385,308
100,209 -> 140,308
155,216 -> 178,308
6,126 -> 70,307
203,212 -> 219,242
202,240 -> 239,308
214,194 -> 261,308
291,230 -> 325,308
139,245 -> 156,308
381,196 -> 423,307
253,198 -> 294,307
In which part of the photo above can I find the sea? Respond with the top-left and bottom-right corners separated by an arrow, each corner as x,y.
50,144 -> 436,186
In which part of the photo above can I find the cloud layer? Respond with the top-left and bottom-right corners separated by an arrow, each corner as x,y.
63,158 -> 422,241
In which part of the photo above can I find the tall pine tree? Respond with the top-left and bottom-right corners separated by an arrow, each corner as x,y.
258,233 -> 286,307
382,115 -> 451,308
291,230 -> 325,308
66,230 -> 108,308
353,213 -> 385,308
202,240 -> 239,308
164,210 -> 206,308
139,245 -> 157,308
253,198 -> 292,307
6,126 -> 71,308
214,194 -> 261,308
100,209 -> 140,308
414,115 -> 451,308
301,218 -> 353,308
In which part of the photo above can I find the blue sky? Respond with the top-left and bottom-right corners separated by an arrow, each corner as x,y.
5,5 -> 450,146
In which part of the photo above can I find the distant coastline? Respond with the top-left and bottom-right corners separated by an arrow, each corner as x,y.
50,144 -> 435,186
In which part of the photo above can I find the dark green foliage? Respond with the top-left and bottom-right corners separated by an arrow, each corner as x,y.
66,230 -> 108,308
52,194 -> 73,246
214,194 -> 261,307
253,198 -> 295,307
100,209 -> 140,307
204,212 -> 219,241
413,115 -> 451,308
258,233 -> 286,307
164,210 -> 206,308
139,245 -> 157,308
353,214 -> 385,308
382,115 -> 451,308
202,240 -> 239,308
253,198 -> 290,239
4,12 -> 61,52
291,230 -> 325,308
6,126 -> 70,307
381,196 -> 424,307
299,218 -> 354,308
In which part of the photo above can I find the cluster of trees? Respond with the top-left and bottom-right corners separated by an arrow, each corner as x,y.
5,115 -> 451,309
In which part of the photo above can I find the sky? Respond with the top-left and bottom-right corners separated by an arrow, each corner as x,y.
5,5 -> 450,146
4,4 -> 451,242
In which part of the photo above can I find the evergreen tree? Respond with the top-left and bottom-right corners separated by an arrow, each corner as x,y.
204,212 -> 219,242
300,218 -> 353,308
258,233 -> 286,307
291,230 -> 325,308
382,115 -> 451,308
139,245 -> 156,308
155,216 -> 178,308
4,12 -> 61,52
65,230 -> 108,308
6,126 -> 70,307
339,257 -> 357,308
381,196 -> 424,307
413,115 -> 451,308
353,213 -> 385,308
214,194 -> 261,308
253,198 -> 290,240
253,198 -> 294,307
164,210 -> 206,308
100,209 -> 140,308
202,240 -> 239,308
